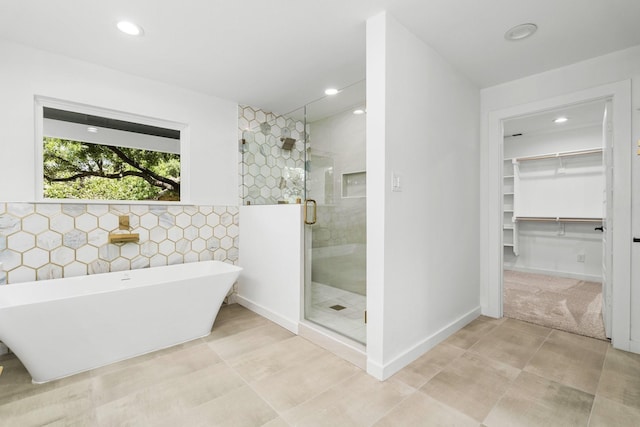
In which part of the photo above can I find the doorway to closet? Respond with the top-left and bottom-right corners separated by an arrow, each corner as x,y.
501,99 -> 610,340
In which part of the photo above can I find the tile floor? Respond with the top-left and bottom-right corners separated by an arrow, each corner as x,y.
306,282 -> 366,344
1,304 -> 640,426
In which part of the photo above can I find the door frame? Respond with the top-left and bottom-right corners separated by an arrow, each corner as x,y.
485,80 -> 632,350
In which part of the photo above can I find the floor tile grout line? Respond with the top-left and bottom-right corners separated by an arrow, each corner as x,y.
213,321 -> 363,426
208,332 -> 299,365
211,345 -> 289,426
500,317 -> 554,340
586,344 -> 611,426
480,363 -> 527,425
419,345 -> 520,425
275,369 -> 363,424
519,324 -> 552,370
458,325 -> 548,425
465,316 -> 551,370
373,349 -> 468,426
368,388 -> 418,426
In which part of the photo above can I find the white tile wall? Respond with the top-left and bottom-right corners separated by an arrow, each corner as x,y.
0,202 -> 239,284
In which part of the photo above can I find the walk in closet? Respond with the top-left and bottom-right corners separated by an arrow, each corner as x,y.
501,100 -> 609,340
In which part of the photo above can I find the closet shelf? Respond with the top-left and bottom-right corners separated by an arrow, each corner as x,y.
513,147 -> 602,162
514,216 -> 603,223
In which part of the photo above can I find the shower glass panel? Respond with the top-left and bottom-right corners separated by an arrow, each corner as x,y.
303,80 -> 367,344
239,106 -> 306,205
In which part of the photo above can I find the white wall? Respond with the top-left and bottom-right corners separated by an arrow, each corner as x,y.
236,205 -> 303,333
480,45 -> 640,351
366,12 -> 480,380
504,223 -> 603,282
0,40 -> 237,205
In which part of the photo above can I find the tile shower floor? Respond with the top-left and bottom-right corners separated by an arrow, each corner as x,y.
1,304 -> 640,426
307,282 -> 366,344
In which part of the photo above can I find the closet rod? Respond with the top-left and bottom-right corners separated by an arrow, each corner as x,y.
515,216 -> 603,223
515,148 -> 603,162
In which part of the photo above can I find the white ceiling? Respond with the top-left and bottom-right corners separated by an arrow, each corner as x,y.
1,1 -> 640,114
503,100 -> 607,137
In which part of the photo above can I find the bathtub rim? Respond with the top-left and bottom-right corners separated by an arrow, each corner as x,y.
0,260 -> 241,308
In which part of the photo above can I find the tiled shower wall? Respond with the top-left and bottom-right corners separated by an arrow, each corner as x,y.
313,201 -> 366,248
238,105 -> 306,205
0,202 -> 239,285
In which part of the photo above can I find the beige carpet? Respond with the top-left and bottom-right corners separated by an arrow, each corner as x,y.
503,270 -> 608,341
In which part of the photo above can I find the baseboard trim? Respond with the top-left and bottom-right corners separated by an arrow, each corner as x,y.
504,266 -> 601,283
369,306 -> 481,381
235,295 -> 299,334
629,340 -> 640,354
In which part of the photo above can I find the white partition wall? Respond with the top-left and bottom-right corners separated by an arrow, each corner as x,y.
366,12 -> 481,380
236,205 -> 303,333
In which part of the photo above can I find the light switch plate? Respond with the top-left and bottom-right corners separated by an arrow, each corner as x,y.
391,172 -> 402,192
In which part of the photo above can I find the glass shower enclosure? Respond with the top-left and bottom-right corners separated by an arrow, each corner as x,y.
240,80 -> 366,344
303,81 -> 367,344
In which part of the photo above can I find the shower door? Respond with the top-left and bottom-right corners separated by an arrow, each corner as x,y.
303,81 -> 367,344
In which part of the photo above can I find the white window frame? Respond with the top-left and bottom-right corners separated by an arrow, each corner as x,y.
34,96 -> 191,204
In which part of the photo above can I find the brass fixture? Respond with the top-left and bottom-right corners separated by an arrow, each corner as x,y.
304,199 -> 317,225
109,215 -> 138,243
118,215 -> 130,230
108,233 -> 139,244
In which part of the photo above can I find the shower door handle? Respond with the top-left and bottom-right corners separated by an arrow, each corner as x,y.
304,199 -> 317,225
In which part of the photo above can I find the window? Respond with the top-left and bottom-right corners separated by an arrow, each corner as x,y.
35,97 -> 188,203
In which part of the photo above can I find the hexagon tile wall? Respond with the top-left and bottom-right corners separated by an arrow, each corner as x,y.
0,203 -> 238,285
238,105 -> 306,205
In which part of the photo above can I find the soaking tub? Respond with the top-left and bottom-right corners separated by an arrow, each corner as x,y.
0,260 -> 241,383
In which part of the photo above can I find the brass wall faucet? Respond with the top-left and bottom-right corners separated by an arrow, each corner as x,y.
108,215 -> 140,244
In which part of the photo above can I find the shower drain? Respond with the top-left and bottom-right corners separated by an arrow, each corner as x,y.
329,304 -> 346,311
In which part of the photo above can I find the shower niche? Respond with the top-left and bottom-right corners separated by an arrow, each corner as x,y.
342,171 -> 366,198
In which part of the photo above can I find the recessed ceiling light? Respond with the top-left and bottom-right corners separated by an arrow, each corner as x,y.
353,109 -> 365,115
554,117 -> 569,124
324,88 -> 339,96
504,23 -> 537,41
87,127 -> 98,133
117,21 -> 144,36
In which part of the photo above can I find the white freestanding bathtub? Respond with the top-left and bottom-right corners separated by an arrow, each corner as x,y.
0,260 -> 241,383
